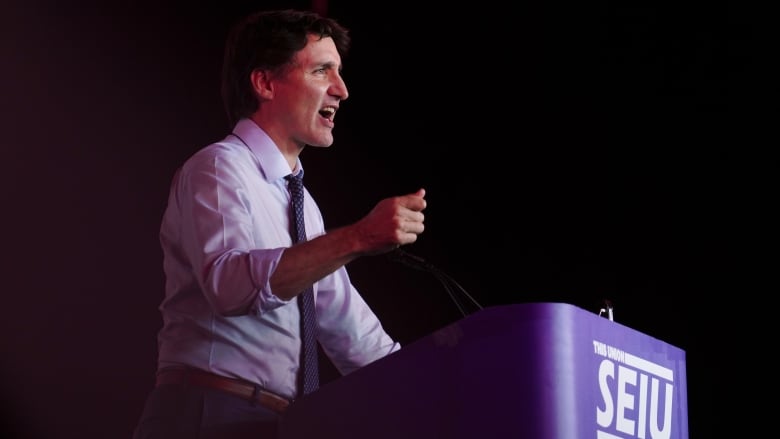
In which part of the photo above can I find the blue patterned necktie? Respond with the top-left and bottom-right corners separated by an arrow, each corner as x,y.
285,172 -> 320,396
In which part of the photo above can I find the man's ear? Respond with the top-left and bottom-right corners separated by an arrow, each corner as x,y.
250,69 -> 273,100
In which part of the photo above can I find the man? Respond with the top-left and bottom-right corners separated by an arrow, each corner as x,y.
133,9 -> 426,439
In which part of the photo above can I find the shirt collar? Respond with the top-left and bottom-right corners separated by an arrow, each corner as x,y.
232,118 -> 303,183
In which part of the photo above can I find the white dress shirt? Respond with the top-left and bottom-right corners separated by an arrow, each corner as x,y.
157,118 -> 400,399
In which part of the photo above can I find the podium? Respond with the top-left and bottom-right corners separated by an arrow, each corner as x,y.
279,302 -> 688,439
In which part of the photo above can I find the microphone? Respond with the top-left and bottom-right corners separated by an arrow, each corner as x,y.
387,248 -> 483,317
386,247 -> 435,271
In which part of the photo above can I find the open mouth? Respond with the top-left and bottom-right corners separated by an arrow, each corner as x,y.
319,106 -> 336,121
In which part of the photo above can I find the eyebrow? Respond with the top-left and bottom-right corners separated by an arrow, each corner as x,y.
317,60 -> 341,71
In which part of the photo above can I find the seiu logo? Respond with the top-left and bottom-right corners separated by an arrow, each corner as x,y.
593,341 -> 674,439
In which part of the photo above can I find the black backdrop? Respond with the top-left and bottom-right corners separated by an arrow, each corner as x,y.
2,0 -> 767,437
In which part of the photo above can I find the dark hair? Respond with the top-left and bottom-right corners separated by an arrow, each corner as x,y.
221,9 -> 351,127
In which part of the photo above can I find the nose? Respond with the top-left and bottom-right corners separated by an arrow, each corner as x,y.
331,73 -> 349,101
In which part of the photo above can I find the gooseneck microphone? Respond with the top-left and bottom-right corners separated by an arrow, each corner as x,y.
387,248 -> 483,317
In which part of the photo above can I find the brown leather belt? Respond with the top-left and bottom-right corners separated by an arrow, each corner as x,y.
156,368 -> 291,414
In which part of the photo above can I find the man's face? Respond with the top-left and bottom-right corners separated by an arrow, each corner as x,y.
269,34 -> 349,150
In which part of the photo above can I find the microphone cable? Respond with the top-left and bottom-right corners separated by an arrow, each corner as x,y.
387,248 -> 483,318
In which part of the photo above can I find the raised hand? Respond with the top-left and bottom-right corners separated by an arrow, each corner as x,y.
352,188 -> 427,255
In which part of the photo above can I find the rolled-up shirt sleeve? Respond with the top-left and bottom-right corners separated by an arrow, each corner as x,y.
163,142 -> 293,316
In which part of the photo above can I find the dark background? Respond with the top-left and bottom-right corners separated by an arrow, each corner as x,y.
1,0 -> 770,437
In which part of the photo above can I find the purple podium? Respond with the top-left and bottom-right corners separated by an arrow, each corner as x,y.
279,302 -> 688,439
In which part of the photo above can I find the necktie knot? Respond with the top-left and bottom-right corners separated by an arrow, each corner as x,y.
285,173 -> 306,244
285,172 -> 304,188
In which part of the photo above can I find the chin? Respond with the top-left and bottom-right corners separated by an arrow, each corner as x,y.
308,135 -> 334,148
